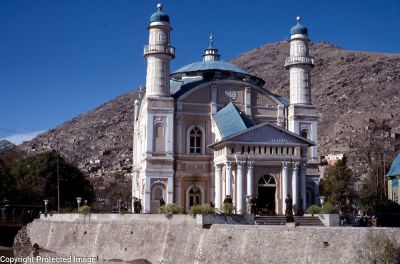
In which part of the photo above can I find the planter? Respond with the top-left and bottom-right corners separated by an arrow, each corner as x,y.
318,214 -> 340,226
196,214 -> 254,226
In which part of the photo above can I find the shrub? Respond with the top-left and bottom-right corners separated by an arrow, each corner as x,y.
60,207 -> 78,213
189,204 -> 216,216
355,232 -> 400,263
159,203 -> 184,214
79,205 -> 91,215
306,205 -> 322,215
321,202 -> 339,214
222,203 -> 235,215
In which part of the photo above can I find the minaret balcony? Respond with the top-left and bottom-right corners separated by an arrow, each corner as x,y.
284,56 -> 315,68
144,44 -> 175,58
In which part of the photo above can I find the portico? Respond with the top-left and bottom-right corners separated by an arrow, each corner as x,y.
209,121 -> 314,215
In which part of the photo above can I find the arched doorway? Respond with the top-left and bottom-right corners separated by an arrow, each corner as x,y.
257,175 -> 276,215
185,184 -> 204,212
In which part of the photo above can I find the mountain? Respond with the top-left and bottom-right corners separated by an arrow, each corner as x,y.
0,140 -> 15,153
19,42 -> 400,190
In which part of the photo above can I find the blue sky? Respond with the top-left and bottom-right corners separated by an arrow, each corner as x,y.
1,0 -> 400,144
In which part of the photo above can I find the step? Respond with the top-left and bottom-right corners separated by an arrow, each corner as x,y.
254,216 -> 324,226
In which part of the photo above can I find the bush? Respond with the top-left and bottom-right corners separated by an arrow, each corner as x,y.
355,232 -> 400,263
79,205 -> 91,215
159,203 -> 184,214
222,203 -> 235,215
189,204 -> 216,216
306,205 -> 322,215
60,207 -> 78,213
321,202 -> 339,214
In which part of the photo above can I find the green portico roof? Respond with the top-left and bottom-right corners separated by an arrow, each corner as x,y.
213,102 -> 255,138
387,154 -> 400,178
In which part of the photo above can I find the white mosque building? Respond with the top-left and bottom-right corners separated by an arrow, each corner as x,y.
132,4 -> 319,214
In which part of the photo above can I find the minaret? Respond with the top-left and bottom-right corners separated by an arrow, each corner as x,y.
285,16 -> 315,105
136,4 -> 175,213
144,3 -> 175,97
285,16 -> 318,162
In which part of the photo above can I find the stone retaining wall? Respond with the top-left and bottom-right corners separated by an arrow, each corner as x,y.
25,214 -> 400,264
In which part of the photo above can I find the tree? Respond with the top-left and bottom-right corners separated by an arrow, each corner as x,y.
10,151 -> 94,209
320,156 -> 356,214
358,119 -> 397,214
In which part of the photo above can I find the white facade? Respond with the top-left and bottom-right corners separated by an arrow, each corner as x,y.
132,6 -> 320,214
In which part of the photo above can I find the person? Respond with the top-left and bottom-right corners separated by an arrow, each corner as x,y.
285,195 -> 294,222
223,195 -> 233,205
133,198 -> 140,214
250,195 -> 257,215
138,199 -> 142,213
209,201 -> 214,208
159,197 -> 165,207
298,194 -> 303,216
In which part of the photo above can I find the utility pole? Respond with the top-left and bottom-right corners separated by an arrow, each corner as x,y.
57,153 -> 60,213
56,138 -> 60,213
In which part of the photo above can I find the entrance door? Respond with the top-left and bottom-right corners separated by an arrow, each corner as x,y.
257,175 -> 276,215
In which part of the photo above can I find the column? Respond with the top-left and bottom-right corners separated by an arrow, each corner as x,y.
246,161 -> 254,197
301,163 -> 307,213
282,162 -> 289,213
225,162 -> 233,197
292,162 -> 299,214
143,176 -> 151,213
167,176 -> 173,204
236,161 -> 245,214
215,164 -> 222,209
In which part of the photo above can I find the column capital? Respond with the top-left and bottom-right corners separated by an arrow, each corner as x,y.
282,162 -> 290,169
237,161 -> 245,168
247,160 -> 254,168
226,161 -> 233,169
293,162 -> 300,170
215,163 -> 223,170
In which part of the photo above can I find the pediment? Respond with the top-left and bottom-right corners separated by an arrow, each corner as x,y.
209,122 -> 315,148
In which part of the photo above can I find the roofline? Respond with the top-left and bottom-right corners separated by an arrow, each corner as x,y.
208,122 -> 316,149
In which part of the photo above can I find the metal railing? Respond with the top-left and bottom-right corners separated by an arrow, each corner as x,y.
285,56 -> 315,67
144,44 -> 175,58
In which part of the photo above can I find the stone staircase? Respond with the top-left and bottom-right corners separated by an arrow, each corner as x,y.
13,225 -> 34,257
254,215 -> 324,226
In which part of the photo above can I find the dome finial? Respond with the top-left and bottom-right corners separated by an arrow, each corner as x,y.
296,16 -> 301,23
157,3 -> 163,10
209,34 -> 214,48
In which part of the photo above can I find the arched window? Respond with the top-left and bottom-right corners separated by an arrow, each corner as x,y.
151,184 -> 165,201
258,175 -> 276,186
153,123 -> 166,153
189,186 -> 201,207
189,127 -> 202,154
300,129 -> 308,139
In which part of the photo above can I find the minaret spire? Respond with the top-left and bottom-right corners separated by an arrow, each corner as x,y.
203,34 -> 220,61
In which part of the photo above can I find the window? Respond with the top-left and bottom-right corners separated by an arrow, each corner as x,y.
189,127 -> 202,154
258,175 -> 276,186
300,129 -> 308,139
189,187 -> 201,207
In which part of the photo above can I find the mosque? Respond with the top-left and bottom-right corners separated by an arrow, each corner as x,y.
132,4 -> 319,214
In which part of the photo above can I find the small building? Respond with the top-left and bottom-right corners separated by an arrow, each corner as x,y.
387,154 -> 400,204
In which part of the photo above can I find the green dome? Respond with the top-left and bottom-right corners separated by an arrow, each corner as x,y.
150,3 -> 170,23
290,16 -> 308,35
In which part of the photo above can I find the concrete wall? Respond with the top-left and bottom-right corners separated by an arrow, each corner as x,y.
27,214 -> 400,264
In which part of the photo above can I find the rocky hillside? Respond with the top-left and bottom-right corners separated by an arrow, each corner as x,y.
0,140 -> 15,153
19,42 -> 400,190
231,41 -> 400,175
